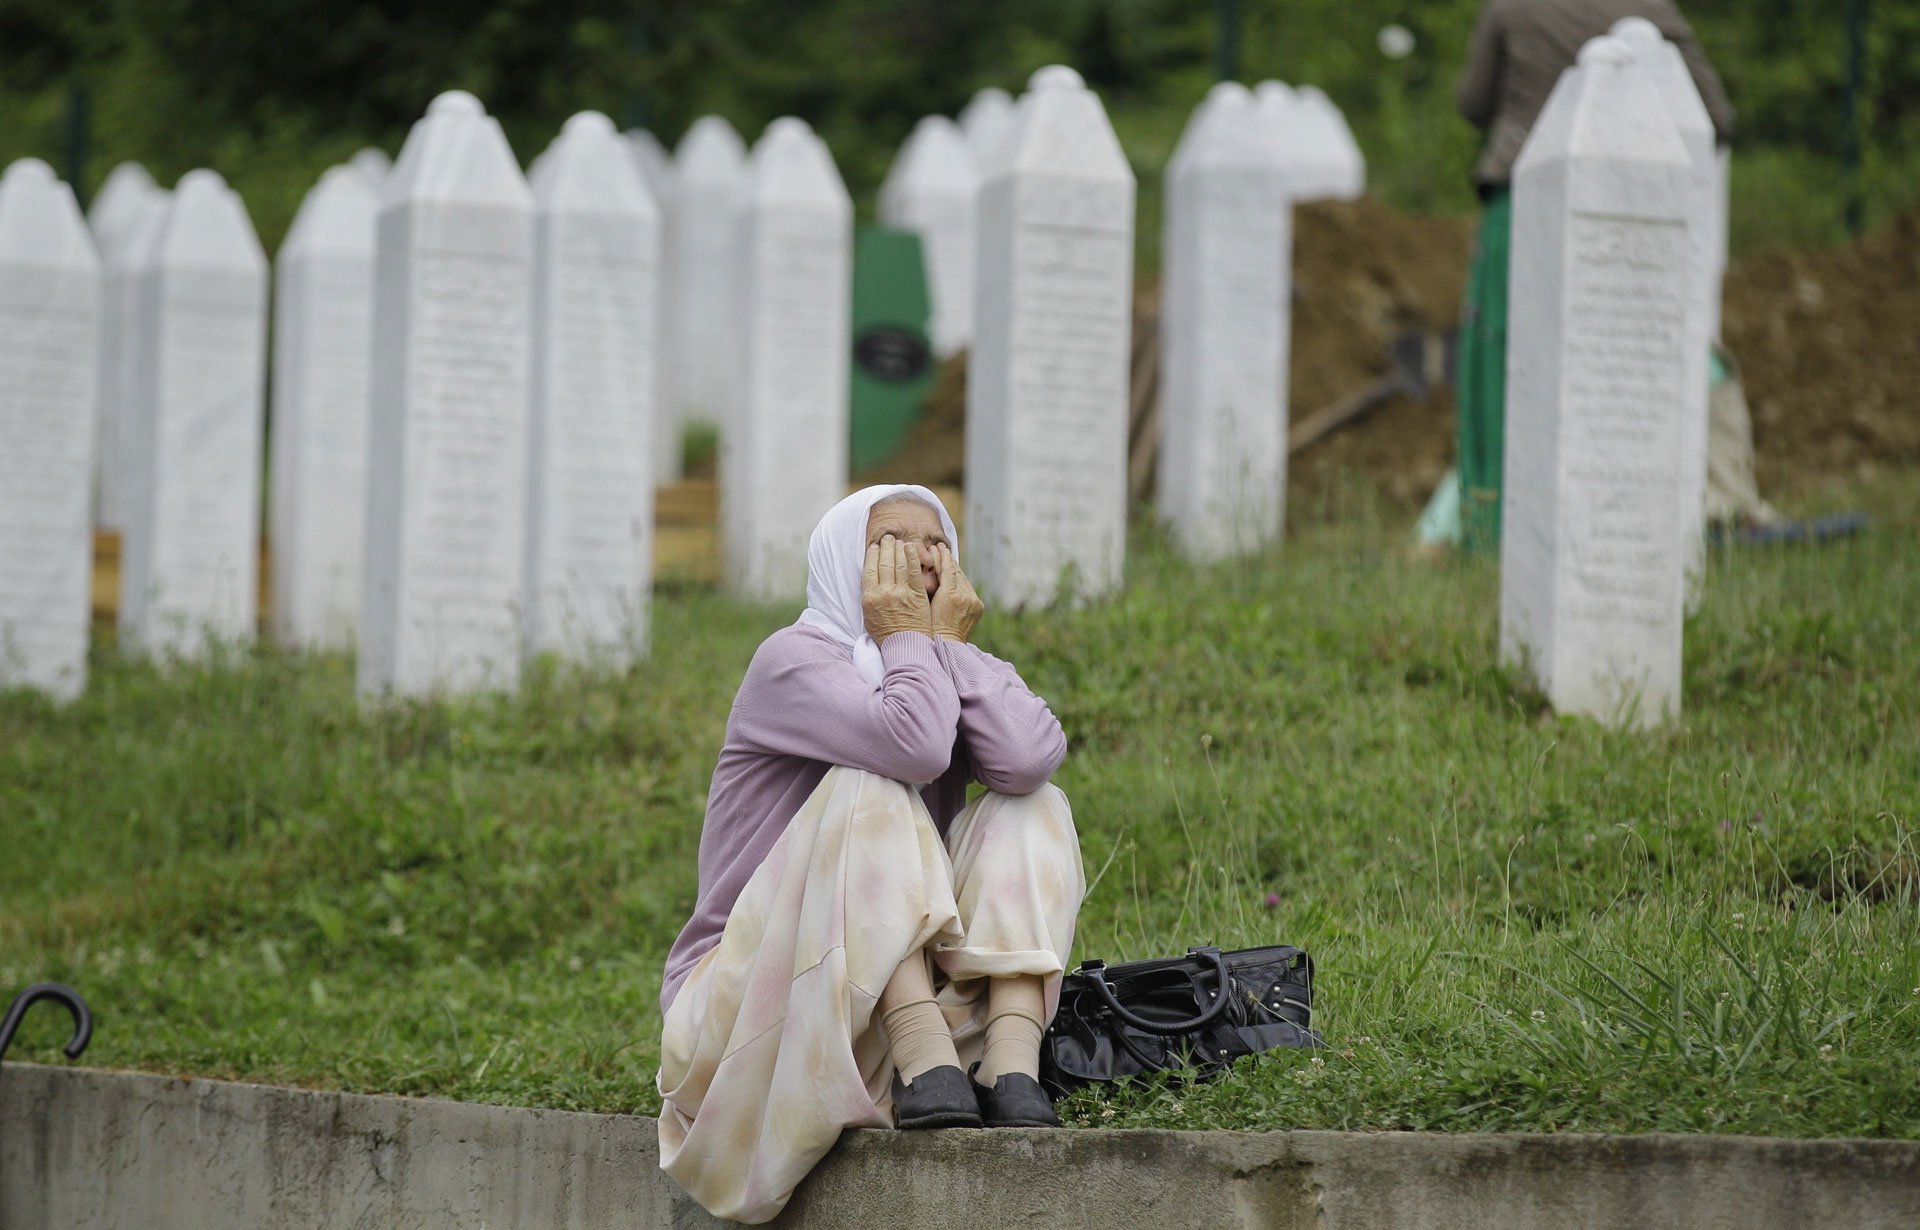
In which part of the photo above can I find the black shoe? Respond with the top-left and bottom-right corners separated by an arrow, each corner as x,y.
891,1065 -> 984,1129
970,1063 -> 1061,1128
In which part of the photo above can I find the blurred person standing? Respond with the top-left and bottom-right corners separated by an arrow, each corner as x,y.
1452,0 -> 1734,554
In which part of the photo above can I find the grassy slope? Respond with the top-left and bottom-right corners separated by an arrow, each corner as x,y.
3,478 -> 1917,1137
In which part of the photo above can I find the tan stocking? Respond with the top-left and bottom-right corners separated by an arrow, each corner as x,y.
879,949 -> 959,1082
975,974 -> 1046,1085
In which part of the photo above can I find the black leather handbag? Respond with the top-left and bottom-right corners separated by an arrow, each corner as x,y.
1039,944 -> 1320,1098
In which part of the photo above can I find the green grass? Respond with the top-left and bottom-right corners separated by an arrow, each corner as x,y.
4,477 -> 1917,1138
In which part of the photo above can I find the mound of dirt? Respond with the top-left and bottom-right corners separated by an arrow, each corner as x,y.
1285,199 -> 1470,517
861,199 -> 1474,511
860,197 -> 1920,516
1722,206 -> 1920,492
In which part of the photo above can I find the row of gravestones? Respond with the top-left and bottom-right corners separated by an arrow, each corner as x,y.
1,30 -> 1717,729
879,79 -> 1363,363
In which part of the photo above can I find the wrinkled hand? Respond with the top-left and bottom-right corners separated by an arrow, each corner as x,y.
862,535 -> 934,641
930,544 -> 984,643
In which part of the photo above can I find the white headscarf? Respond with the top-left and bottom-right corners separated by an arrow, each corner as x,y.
795,484 -> 960,686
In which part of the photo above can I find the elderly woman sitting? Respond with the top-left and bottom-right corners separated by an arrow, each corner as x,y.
656,485 -> 1086,1223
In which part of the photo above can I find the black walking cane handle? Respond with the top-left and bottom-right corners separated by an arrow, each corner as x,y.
0,983 -> 94,1061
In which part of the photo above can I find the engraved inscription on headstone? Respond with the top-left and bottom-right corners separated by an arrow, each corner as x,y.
1613,16 -> 1716,604
1501,37 -> 1694,728
360,90 -> 535,697
93,178 -> 170,532
86,162 -> 158,529
1158,82 -> 1292,561
723,118 -> 852,602
667,115 -> 748,463
966,66 -> 1135,608
118,169 -> 269,659
525,112 -> 659,665
270,165 -> 379,649
0,159 -> 101,700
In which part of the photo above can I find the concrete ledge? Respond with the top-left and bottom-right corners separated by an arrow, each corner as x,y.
4,1063 -> 1917,1228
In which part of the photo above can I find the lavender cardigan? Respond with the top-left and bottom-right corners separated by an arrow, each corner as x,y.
660,626 -> 1067,1012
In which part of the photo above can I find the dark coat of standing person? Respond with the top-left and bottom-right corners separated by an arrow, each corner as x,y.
1451,0 -> 1735,555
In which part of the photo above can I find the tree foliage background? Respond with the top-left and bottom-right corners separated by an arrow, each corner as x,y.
2,0 -> 1916,255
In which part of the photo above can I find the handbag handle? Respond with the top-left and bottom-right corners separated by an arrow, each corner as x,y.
1080,948 -> 1235,1035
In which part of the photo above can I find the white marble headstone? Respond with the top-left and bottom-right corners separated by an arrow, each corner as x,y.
622,128 -> 676,484
1296,87 -> 1366,200
1157,83 -> 1292,562
1255,82 -> 1361,203
878,116 -> 980,358
88,165 -> 166,530
269,164 -> 378,649
525,112 -> 659,664
958,87 -> 1017,166
87,162 -> 158,251
1500,37 -> 1693,728
966,65 -> 1135,607
625,128 -> 675,200
350,148 -> 392,189
118,170 -> 268,657
723,118 -> 851,602
360,90 -> 535,697
100,190 -> 172,534
1614,16 -> 1715,603
0,160 -> 101,700
667,116 -> 748,451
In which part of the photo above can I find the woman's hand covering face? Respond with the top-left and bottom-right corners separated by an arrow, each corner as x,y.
862,535 -> 935,641
929,544 -> 984,643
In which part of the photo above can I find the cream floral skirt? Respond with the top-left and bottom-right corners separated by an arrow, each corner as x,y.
657,766 -> 1084,1224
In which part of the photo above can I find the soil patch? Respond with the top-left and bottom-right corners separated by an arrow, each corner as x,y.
1721,207 -> 1920,494
858,199 -> 1920,518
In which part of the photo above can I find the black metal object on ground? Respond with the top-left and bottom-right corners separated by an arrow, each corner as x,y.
1711,512 -> 1872,547
0,983 -> 93,1062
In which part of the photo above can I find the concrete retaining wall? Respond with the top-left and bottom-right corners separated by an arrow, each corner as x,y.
4,1062 -> 1916,1228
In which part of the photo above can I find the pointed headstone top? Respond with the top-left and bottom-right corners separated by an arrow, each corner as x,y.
1255,80 -> 1297,107
429,90 -> 485,118
624,128 -> 673,199
563,110 -> 616,139
535,111 -> 655,218
1170,81 -> 1282,176
1518,35 -> 1691,172
282,165 -> 379,258
89,161 -> 158,237
1610,17 -> 1712,141
1578,35 -> 1633,68
177,168 -> 228,194
993,64 -> 1131,182
747,118 -> 849,210
1030,65 -> 1084,91
676,115 -> 748,185
350,148 -> 393,187
1609,16 -> 1661,50
881,115 -> 978,210
4,157 -> 57,187
0,157 -> 97,267
1277,84 -> 1366,198
1252,81 -> 1305,138
160,168 -> 266,272
386,90 -> 532,210
958,87 -> 1017,163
